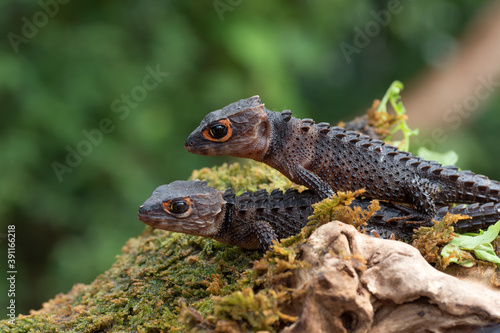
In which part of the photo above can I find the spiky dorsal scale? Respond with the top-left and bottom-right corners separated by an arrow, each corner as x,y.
237,192 -> 252,211
435,201 -> 500,233
269,189 -> 284,210
191,100 -> 500,218
290,116 -> 500,207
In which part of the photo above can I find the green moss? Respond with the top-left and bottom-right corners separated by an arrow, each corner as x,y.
2,227 -> 261,332
412,213 -> 463,269
1,161 -> 301,332
189,161 -> 303,194
212,288 -> 296,331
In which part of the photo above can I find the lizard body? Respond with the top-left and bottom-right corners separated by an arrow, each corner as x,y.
185,96 -> 500,219
138,180 -> 500,251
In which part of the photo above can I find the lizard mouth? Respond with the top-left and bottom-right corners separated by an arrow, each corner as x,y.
137,212 -> 186,230
137,212 -> 166,225
184,140 -> 216,156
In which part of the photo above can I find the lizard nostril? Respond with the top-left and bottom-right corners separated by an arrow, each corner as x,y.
138,206 -> 150,215
185,141 -> 195,150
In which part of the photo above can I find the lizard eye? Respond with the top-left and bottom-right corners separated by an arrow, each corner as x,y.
202,119 -> 233,142
209,124 -> 227,139
163,198 -> 192,216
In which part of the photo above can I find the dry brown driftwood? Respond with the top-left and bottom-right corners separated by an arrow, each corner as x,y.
280,221 -> 500,333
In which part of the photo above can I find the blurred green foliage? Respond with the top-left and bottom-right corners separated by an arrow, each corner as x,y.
1,0 -> 499,317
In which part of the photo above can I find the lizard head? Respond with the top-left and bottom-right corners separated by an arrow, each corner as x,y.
138,180 -> 225,237
185,95 -> 271,160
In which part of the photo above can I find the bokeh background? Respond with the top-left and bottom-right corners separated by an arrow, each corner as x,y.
1,0 -> 499,316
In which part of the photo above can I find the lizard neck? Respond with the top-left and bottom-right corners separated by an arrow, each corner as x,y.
261,111 -> 295,166
261,112 -> 306,182
212,189 -> 237,245
245,107 -> 274,162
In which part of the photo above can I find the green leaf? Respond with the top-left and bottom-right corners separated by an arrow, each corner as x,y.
450,220 -> 500,248
417,147 -> 459,167
474,247 -> 500,266
441,220 -> 500,268
441,244 -> 475,267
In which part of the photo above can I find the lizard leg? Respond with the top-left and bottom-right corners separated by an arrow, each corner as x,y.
293,166 -> 334,199
385,187 -> 436,223
253,220 -> 278,252
384,203 -> 430,223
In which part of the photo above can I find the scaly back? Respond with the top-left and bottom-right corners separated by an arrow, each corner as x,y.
186,96 -> 500,217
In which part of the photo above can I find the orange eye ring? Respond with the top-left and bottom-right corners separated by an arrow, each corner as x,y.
162,198 -> 193,217
202,119 -> 233,142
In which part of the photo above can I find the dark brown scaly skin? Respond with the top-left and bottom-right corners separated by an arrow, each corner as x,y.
340,114 -> 380,139
185,96 -> 500,220
138,181 -> 500,251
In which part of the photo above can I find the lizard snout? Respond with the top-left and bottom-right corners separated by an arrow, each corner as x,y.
184,139 -> 194,151
138,205 -> 152,216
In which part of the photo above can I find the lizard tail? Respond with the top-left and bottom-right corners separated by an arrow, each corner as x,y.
436,202 -> 500,233
446,170 -> 500,203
